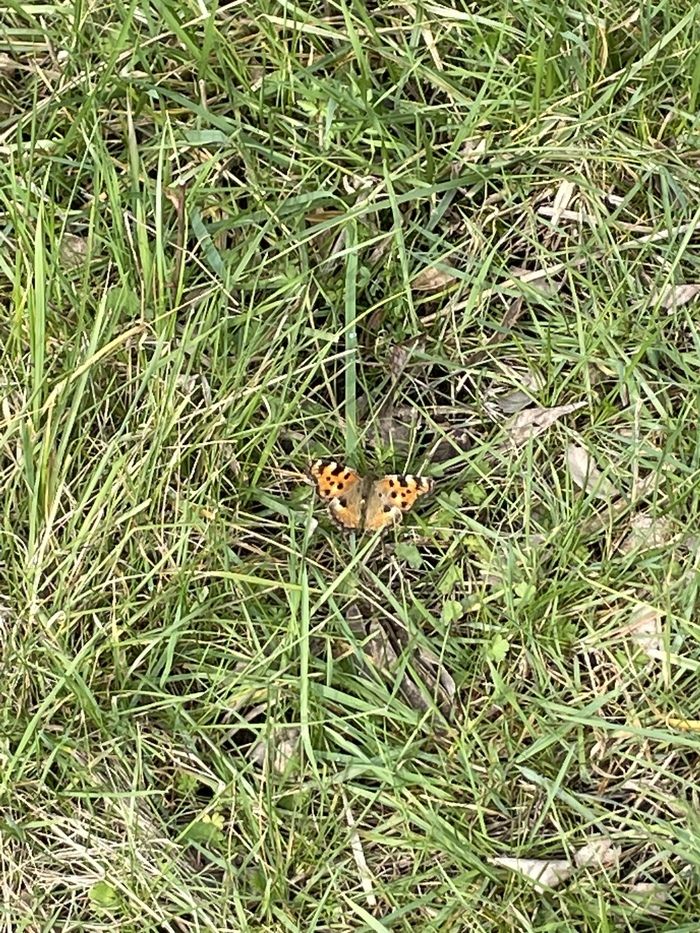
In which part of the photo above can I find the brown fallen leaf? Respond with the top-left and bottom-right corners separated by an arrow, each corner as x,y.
413,644 -> 456,714
508,266 -> 563,297
586,603 -> 669,670
456,136 -> 487,162
485,367 -> 544,414
503,401 -> 586,448
377,404 -> 416,451
549,179 -> 576,226
574,837 -> 621,869
493,389 -> 534,415
490,856 -> 573,891
0,53 -> 17,74
345,602 -> 367,641
492,836 -> 619,892
429,427 -> 473,463
343,794 -> 377,907
628,881 -> 670,905
565,444 -> 619,500
59,232 -> 89,270
250,726 -> 300,775
388,344 -> 410,381
411,265 -> 456,292
617,514 -> 674,555
653,283 -> 700,310
342,174 -> 380,194
627,605 -> 664,660
357,615 -> 457,715
365,619 -> 399,673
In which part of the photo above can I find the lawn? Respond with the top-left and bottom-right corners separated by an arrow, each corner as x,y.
2,0 -> 700,929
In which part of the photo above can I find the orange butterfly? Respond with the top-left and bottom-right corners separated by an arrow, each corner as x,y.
309,459 -> 433,532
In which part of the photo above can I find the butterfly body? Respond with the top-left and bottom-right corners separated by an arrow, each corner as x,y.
309,459 -> 433,532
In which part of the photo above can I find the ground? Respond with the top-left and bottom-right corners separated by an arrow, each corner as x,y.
1,1 -> 700,930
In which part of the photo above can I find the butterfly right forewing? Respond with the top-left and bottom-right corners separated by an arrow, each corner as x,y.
363,473 -> 433,532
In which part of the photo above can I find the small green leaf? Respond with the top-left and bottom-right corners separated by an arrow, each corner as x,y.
514,582 -> 536,603
89,881 -> 119,910
464,482 -> 487,505
488,633 -> 510,662
182,815 -> 225,848
395,542 -> 423,569
438,564 -> 462,595
105,285 -> 139,317
441,599 -> 464,624
174,770 -> 199,794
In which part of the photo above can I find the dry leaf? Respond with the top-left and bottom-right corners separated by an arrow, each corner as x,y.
367,236 -> 392,270
366,619 -> 399,673
490,856 -> 573,891
387,343 -> 412,381
251,727 -> 300,775
654,283 -> 700,310
565,444 -> 619,500
457,137 -> 487,161
627,605 -> 663,660
378,404 -> 416,450
492,837 -> 619,893
430,428 -> 472,463
630,471 -> 661,500
411,265 -> 456,292
176,373 -> 211,404
574,837 -> 620,870
59,233 -> 88,270
509,266 -> 563,297
550,179 -> 576,225
342,174 -> 380,195
344,796 -> 377,907
504,401 -> 586,447
617,514 -> 674,555
413,645 -> 456,713
165,183 -> 186,212
345,602 -> 366,640
587,604 -> 668,665
628,881 -> 669,905
494,389 -> 534,414
485,367 -> 544,414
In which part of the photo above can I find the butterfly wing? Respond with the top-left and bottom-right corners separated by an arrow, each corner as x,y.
363,473 -> 433,532
309,459 -> 365,530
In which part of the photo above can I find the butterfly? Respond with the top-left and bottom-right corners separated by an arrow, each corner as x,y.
309,459 -> 433,532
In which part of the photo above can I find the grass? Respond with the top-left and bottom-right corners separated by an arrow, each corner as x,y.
1,0 -> 700,929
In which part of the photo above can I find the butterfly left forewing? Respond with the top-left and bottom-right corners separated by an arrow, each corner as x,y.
309,459 -> 365,530
363,473 -> 433,532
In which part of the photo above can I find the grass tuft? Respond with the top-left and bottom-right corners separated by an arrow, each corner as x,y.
2,0 -> 700,929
